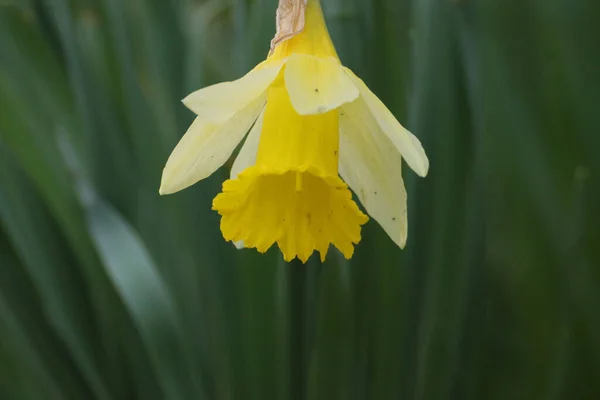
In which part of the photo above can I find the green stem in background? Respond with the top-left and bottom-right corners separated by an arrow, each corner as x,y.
289,259 -> 307,400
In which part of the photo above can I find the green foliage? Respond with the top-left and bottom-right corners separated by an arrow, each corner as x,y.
1,0 -> 599,399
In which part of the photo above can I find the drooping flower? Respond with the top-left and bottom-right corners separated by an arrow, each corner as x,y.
160,0 -> 429,263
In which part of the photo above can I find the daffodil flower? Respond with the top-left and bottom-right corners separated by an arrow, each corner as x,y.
160,0 -> 429,263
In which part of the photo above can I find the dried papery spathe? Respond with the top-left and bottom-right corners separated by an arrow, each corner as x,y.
270,0 -> 308,54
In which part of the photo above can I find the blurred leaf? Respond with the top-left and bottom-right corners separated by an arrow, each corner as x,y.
83,188 -> 202,400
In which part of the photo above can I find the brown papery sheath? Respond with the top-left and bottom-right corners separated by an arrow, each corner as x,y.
269,0 -> 308,55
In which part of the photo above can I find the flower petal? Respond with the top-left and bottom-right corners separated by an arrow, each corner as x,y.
343,67 -> 429,177
285,54 -> 359,115
230,108 -> 265,179
159,94 -> 266,195
339,97 -> 408,248
182,60 -> 284,123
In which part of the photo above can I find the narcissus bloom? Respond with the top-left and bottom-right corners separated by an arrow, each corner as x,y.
160,0 -> 428,263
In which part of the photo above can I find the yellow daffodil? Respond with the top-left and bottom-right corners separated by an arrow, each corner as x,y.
160,0 -> 429,263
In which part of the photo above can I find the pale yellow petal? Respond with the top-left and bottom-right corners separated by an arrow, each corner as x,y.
182,60 -> 284,123
339,98 -> 408,248
230,108 -> 265,179
343,67 -> 429,177
284,54 -> 358,115
159,95 -> 265,195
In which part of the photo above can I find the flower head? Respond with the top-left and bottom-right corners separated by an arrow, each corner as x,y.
160,0 -> 429,263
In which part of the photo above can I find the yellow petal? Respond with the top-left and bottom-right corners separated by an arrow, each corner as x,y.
230,108 -> 264,179
285,54 -> 358,115
182,60 -> 284,123
339,98 -> 408,248
159,95 -> 265,195
343,67 -> 429,177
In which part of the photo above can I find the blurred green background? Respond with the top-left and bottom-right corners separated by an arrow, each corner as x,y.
1,0 -> 599,399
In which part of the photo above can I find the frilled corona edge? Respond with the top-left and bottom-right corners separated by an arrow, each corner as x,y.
213,165 -> 368,263
270,0 -> 309,53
